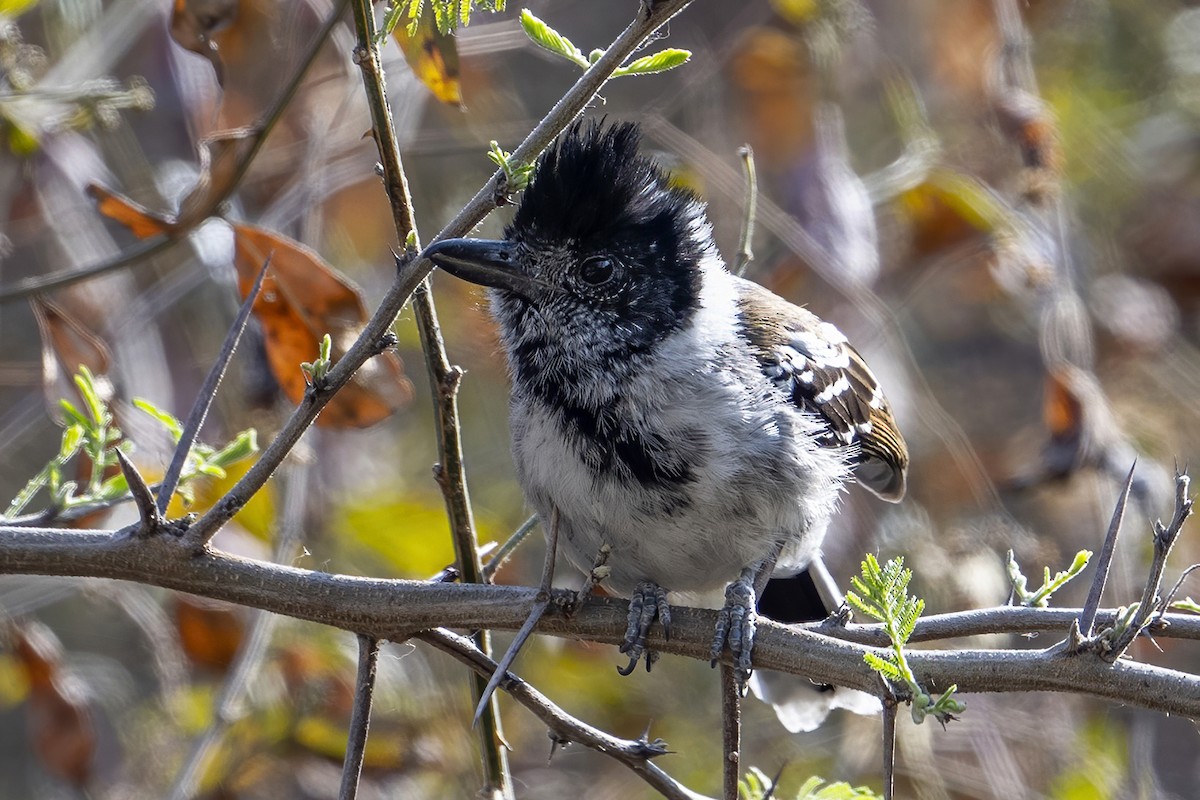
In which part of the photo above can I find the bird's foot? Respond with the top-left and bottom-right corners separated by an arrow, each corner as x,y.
710,568 -> 758,693
618,580 -> 671,675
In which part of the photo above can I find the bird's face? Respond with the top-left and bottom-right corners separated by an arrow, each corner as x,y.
425,122 -> 714,380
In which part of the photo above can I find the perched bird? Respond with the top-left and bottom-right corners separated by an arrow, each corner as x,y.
425,121 -> 907,713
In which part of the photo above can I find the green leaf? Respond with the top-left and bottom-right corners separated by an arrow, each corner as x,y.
207,430 -> 259,469
74,366 -> 108,427
133,398 -> 184,441
519,9 -> 588,68
1172,597 -> 1200,614
58,425 -> 85,461
612,48 -> 692,77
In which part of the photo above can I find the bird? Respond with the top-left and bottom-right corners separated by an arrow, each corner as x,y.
424,120 -> 908,714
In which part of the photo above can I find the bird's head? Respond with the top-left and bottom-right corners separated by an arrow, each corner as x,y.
425,121 -> 717,375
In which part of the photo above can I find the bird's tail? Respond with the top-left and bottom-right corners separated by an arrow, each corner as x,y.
751,557 -> 881,732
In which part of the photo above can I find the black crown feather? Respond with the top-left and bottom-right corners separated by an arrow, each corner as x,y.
508,120 -> 705,254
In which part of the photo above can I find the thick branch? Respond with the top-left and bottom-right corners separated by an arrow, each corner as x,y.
4,528 -> 1199,719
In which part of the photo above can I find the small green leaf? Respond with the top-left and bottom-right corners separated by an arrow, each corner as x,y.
133,398 -> 184,441
380,1 -> 409,38
612,48 -> 691,77
208,430 -> 259,469
58,425 -> 85,461
519,9 -> 588,68
97,473 -> 129,501
1172,597 -> 1200,614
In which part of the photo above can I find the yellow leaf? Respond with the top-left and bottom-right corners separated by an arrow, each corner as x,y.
392,7 -> 463,107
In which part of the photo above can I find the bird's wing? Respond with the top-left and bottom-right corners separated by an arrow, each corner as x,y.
735,278 -> 909,501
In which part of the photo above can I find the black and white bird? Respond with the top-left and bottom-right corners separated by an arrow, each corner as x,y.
426,121 -> 908,725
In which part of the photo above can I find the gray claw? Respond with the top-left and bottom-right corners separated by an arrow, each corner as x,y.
619,580 -> 670,675
710,571 -> 758,692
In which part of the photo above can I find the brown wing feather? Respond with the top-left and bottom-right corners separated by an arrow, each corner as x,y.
735,279 -> 909,502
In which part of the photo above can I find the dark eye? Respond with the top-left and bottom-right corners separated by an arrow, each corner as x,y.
579,256 -> 617,287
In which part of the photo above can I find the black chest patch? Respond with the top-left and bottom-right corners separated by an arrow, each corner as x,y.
529,382 -> 694,489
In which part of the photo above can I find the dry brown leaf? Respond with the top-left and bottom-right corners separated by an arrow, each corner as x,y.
86,184 -> 177,238
393,8 -> 463,107
174,595 -> 244,672
232,224 -> 413,428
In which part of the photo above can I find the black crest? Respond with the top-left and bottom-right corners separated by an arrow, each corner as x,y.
508,120 -> 704,254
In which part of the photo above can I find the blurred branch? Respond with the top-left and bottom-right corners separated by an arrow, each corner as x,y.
348,1 -> 510,794
4,528 -> 1200,718
732,145 -> 756,277
184,0 -> 699,548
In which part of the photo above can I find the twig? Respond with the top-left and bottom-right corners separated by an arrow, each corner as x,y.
1104,471 -> 1193,661
732,145 -> 757,277
719,662 -> 740,800
483,515 -> 539,582
157,252 -> 271,515
0,0 -> 351,305
1075,462 -> 1136,643
474,508 -> 560,724
1156,563 -> 1200,626
348,1 -> 510,792
421,628 -> 707,800
339,634 -> 381,800
881,692 -> 897,800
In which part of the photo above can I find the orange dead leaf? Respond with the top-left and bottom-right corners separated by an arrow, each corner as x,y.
393,8 -> 463,107
174,595 -> 244,672
232,224 -> 413,428
86,183 -> 177,238
1043,368 -> 1083,440
11,621 -> 96,788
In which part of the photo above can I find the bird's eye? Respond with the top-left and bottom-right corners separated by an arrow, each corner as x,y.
579,256 -> 617,287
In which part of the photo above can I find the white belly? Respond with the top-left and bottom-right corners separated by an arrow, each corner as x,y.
509,366 -> 847,600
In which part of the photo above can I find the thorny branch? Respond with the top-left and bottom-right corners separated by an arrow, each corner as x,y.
4,527 -> 1200,716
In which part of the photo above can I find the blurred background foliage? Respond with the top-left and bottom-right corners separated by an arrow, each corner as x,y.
2,0 -> 1200,797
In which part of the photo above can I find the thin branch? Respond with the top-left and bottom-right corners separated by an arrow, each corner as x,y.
719,663 -> 740,800
157,252 -> 271,515
1157,563 -> 1200,626
881,693 -> 897,800
421,628 -> 706,800
339,634 -> 381,800
0,0 -> 351,305
183,0 -> 698,549
732,145 -> 757,277
1076,462 -> 1136,641
1105,471 -> 1193,661
483,514 -> 539,582
474,507 -> 559,725
348,0 -> 509,792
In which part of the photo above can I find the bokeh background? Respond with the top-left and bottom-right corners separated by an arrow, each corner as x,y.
3,0 -> 1200,797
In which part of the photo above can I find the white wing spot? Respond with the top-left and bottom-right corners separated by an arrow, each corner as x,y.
814,375 -> 850,404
